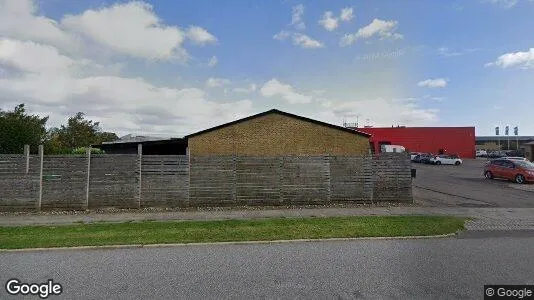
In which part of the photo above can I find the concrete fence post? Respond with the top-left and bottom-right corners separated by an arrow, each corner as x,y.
137,144 -> 142,209
24,145 -> 30,174
325,155 -> 331,204
85,147 -> 91,210
37,144 -> 44,212
186,146 -> 190,207
232,155 -> 237,204
278,156 -> 284,205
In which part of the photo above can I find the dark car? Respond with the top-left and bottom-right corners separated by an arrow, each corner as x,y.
419,153 -> 433,164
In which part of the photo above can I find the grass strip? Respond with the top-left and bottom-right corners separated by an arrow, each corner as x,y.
0,216 -> 467,249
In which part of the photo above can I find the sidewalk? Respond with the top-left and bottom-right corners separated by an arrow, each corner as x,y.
1,206 -> 534,230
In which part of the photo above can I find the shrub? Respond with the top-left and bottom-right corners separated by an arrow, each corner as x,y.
72,147 -> 105,155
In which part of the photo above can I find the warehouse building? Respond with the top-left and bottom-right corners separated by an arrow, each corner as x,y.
96,109 -> 372,156
475,136 -> 534,151
186,109 -> 371,156
348,126 -> 476,158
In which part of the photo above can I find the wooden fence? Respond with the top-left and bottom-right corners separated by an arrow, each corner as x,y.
0,147 -> 412,211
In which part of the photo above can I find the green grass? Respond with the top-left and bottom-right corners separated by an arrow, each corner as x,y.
0,216 -> 467,249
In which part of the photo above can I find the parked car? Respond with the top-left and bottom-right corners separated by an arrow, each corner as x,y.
505,150 -> 526,157
410,152 -> 423,161
430,154 -> 463,165
488,151 -> 507,159
419,153 -> 433,164
501,156 -> 528,161
476,150 -> 488,157
484,159 -> 534,184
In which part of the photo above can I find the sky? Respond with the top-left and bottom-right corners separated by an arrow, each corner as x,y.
0,0 -> 533,138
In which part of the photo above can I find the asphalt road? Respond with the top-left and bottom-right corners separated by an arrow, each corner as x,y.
412,159 -> 534,208
1,236 -> 533,300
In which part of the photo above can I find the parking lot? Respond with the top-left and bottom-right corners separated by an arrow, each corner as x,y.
412,159 -> 534,208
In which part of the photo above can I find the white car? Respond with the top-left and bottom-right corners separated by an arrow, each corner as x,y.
501,157 -> 529,161
430,154 -> 463,165
476,150 -> 487,157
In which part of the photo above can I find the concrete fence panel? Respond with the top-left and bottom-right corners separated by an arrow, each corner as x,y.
373,153 -> 413,202
89,155 -> 138,208
281,156 -> 330,205
141,155 -> 189,208
0,155 -> 39,210
235,156 -> 282,206
329,156 -> 374,203
0,150 -> 413,211
189,156 -> 236,206
41,155 -> 87,210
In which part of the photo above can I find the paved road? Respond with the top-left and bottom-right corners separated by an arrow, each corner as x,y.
412,159 -> 534,208
1,236 -> 533,299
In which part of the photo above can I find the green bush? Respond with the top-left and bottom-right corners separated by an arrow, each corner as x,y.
72,147 -> 105,155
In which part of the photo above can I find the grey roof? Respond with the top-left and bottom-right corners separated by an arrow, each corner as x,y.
102,134 -> 178,144
476,136 -> 534,142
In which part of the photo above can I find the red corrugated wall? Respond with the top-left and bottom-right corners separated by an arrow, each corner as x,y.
355,127 -> 476,158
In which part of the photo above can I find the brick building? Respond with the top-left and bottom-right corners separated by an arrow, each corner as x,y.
186,109 -> 371,156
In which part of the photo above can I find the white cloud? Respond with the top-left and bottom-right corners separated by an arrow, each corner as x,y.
207,55 -> 218,67
323,97 -> 439,126
274,31 -> 324,49
291,4 -> 305,30
319,11 -> 339,31
292,33 -> 324,49
340,18 -> 403,46
60,1 -> 188,60
422,95 -> 446,102
417,78 -> 448,88
0,1 -> 257,137
340,7 -> 354,22
260,79 -> 312,104
0,0 -> 79,54
206,77 -> 231,88
273,30 -> 291,41
319,8 -> 353,31
0,38 -> 74,74
233,83 -> 257,94
485,48 -> 534,69
186,26 -> 217,45
0,37 -> 121,77
437,47 -> 481,57
0,70 -> 253,136
482,0 -> 519,8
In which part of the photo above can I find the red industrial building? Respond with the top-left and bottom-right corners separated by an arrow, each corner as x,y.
351,126 -> 476,158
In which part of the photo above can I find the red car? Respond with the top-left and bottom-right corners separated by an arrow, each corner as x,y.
484,159 -> 534,184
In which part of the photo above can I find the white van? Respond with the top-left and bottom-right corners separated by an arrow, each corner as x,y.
381,145 -> 406,153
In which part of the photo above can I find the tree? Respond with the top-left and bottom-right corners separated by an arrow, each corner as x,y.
45,112 -> 118,153
0,104 -> 49,154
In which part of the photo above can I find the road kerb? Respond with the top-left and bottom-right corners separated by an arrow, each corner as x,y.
0,233 -> 458,252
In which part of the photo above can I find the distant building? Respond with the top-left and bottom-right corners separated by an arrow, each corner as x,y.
347,126 -> 476,158
475,136 -> 534,151
523,142 -> 534,162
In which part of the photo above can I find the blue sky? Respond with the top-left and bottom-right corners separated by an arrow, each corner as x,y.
1,0 -> 533,137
